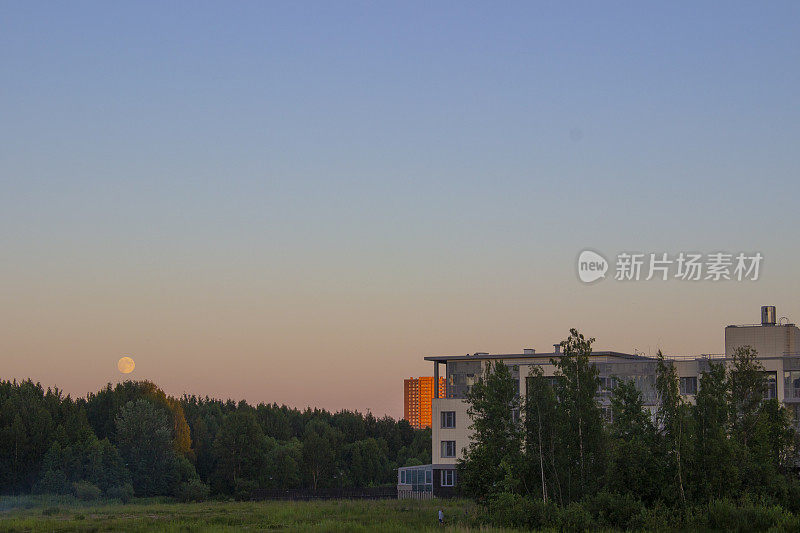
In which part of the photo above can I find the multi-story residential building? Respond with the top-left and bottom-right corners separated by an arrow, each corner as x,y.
404,376 -> 446,429
397,306 -> 800,498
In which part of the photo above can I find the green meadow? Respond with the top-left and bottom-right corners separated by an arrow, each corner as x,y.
0,497 -> 500,532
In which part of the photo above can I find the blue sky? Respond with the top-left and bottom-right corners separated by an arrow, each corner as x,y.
2,2 -> 799,416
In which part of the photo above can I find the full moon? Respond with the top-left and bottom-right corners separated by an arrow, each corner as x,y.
117,356 -> 135,374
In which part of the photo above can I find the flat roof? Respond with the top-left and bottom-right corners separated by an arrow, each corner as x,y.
423,351 -> 646,363
726,323 -> 797,328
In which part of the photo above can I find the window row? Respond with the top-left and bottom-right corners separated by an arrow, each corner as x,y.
398,468 -> 455,487
679,372 -> 777,398
400,469 -> 431,485
601,372 -> 778,399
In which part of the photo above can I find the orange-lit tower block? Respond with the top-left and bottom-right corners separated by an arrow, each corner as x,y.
403,376 -> 446,429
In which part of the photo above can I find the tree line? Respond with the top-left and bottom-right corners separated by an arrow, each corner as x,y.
459,329 -> 800,530
0,379 -> 430,500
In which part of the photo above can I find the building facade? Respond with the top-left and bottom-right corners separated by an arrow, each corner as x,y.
403,376 -> 446,429
398,306 -> 800,497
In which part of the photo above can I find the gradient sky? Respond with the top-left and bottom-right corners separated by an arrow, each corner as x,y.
2,2 -> 799,418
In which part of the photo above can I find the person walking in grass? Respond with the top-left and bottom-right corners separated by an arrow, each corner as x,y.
438,508 -> 444,526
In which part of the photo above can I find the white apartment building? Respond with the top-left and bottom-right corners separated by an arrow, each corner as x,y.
397,306 -> 800,498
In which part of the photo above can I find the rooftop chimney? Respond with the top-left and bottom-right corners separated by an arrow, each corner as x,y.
553,343 -> 561,355
762,305 -> 777,326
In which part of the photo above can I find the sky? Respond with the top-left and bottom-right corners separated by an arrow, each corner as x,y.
2,2 -> 799,418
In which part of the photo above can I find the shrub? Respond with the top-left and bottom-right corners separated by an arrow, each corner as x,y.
35,468 -> 69,495
105,483 -> 134,503
176,455 -> 200,483
701,499 -> 791,532
582,490 -> 646,529
631,501 -> 679,531
556,501 -> 595,532
776,512 -> 800,532
176,479 -> 210,502
233,479 -> 259,501
485,492 -> 556,529
72,481 -> 101,501
784,478 -> 800,514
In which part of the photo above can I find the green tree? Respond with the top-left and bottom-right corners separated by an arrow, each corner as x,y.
729,346 -> 766,449
181,395 -> 226,483
605,379 -> 662,503
211,410 -> 270,494
752,400 -> 796,471
341,438 -> 391,487
523,365 -> 559,503
35,437 -> 130,495
265,438 -> 302,489
690,361 -> 735,502
302,419 -> 341,490
85,381 -> 193,460
0,380 -> 95,493
115,399 -> 181,496
741,399 -> 797,500
396,427 -> 431,467
35,441 -> 69,494
551,329 -> 605,502
655,351 -> 689,506
8,413 -> 28,492
457,360 -> 523,500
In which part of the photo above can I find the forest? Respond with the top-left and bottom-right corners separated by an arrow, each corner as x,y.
458,329 -> 800,531
0,379 -> 430,501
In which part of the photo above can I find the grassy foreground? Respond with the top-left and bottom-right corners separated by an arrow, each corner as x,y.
0,496 -> 505,532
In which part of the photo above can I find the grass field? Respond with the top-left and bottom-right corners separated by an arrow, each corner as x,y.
0,496 -> 506,532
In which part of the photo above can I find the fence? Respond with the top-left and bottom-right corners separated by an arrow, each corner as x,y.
249,486 -> 398,501
397,488 -> 433,500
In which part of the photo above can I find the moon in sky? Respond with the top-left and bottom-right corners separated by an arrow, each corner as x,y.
117,356 -> 135,374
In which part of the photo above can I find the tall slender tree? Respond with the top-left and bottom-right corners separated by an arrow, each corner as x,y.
655,351 -> 688,506
551,329 -> 605,502
690,361 -> 734,501
729,346 -> 766,448
523,365 -> 558,502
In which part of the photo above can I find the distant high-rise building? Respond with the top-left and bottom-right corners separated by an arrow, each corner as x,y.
404,376 -> 446,429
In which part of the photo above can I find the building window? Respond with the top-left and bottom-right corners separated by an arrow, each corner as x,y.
441,469 -> 455,487
425,469 -> 432,484
400,470 -> 406,484
441,440 -> 456,458
679,376 -> 698,395
764,371 -> 777,400
546,376 -> 563,391
785,371 -> 800,400
441,411 -> 456,428
791,404 -> 800,429
598,376 -> 617,394
601,406 -> 613,424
